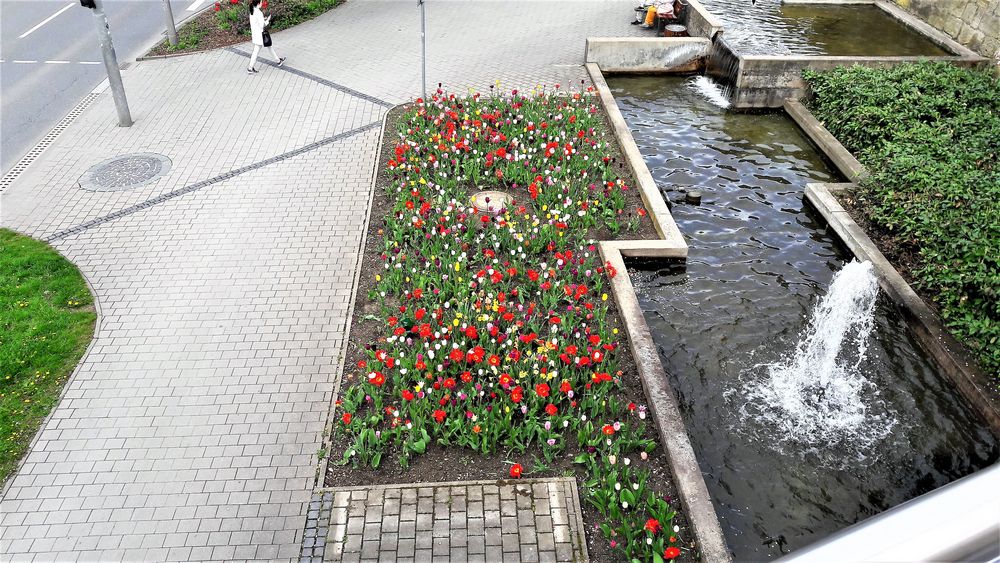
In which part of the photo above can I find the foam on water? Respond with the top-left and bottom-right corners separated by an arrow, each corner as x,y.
739,260 -> 896,462
688,76 -> 731,109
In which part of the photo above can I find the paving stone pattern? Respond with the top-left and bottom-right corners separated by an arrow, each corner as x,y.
310,478 -> 588,563
0,2 -> 644,560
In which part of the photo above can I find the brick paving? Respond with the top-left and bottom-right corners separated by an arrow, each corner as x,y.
1,2 -> 644,561
305,478 -> 588,563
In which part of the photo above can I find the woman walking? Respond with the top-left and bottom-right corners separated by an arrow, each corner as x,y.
247,0 -> 285,74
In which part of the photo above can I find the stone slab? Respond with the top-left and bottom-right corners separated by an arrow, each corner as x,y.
306,478 -> 588,563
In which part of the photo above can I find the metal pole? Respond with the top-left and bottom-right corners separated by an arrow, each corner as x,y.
419,0 -> 426,100
162,0 -> 178,46
89,0 -> 132,127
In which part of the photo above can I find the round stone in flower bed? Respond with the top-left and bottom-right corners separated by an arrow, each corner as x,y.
470,190 -> 512,214
78,153 -> 171,192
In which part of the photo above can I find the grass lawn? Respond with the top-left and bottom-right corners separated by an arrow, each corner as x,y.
0,229 -> 95,483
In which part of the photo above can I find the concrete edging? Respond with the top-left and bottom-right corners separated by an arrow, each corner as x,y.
585,37 -> 711,73
587,62 -> 732,562
783,99 -> 867,182
313,107 -> 394,487
586,63 -> 687,258
804,183 -> 1000,434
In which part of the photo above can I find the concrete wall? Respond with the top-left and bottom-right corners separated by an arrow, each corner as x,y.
585,37 -> 711,73
683,0 -> 724,39
892,0 -> 1000,61
732,55 -> 990,108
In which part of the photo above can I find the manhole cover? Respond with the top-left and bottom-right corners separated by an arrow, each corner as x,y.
471,190 -> 512,214
79,153 -> 171,192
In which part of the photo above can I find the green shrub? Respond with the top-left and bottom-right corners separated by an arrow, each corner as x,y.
214,0 -> 340,36
804,62 -> 999,378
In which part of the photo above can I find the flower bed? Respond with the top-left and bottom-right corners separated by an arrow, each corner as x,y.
327,87 -> 691,561
147,0 -> 341,56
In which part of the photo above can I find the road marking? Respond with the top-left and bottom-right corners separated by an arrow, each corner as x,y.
186,0 -> 205,11
13,60 -> 38,64
78,61 -> 101,65
18,2 -> 75,39
45,60 -> 71,64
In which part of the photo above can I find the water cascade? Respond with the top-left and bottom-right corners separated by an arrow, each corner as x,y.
741,260 -> 896,458
703,37 -> 740,103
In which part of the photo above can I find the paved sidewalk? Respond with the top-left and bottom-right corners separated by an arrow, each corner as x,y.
307,478 -> 588,562
1,2 -> 643,561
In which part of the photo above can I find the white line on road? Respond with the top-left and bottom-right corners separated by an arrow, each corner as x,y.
13,60 -> 38,64
78,61 -> 101,65
18,3 -> 75,39
186,0 -> 205,11
45,60 -> 71,64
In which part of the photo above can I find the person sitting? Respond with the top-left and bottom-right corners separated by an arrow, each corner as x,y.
633,1 -> 680,29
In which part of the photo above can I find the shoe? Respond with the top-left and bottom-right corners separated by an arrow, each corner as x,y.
247,67 -> 258,74
630,20 -> 641,25
641,23 -> 652,28
277,57 -> 286,67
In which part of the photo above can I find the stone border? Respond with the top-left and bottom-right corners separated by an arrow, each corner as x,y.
684,0 -> 724,40
784,99 -> 866,182
586,62 -> 732,563
0,93 -> 102,195
585,37 -> 711,73
586,63 -> 687,258
785,101 -> 1000,435
314,108 -> 392,488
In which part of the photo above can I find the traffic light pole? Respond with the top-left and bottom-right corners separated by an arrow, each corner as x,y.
162,0 -> 179,46
419,0 -> 426,100
82,0 -> 132,127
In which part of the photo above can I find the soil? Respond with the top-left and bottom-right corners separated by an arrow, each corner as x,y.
323,104 -> 695,561
147,11 -> 248,58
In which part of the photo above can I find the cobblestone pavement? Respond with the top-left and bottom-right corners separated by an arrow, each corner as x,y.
305,478 -> 588,563
1,2 -> 644,561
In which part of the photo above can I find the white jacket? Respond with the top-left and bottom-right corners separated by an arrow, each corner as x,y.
249,7 -> 270,46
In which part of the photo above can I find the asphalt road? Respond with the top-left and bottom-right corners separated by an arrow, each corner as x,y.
1,0 -> 197,175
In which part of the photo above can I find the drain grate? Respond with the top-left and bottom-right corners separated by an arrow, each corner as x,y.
79,153 -> 171,192
0,93 -> 102,194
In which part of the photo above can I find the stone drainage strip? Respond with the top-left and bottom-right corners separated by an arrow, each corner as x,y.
301,477 -> 589,563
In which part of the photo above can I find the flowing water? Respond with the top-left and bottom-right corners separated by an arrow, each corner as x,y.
609,76 -> 998,559
696,0 -> 950,56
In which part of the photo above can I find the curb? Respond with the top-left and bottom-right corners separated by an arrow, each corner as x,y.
312,107 -> 393,488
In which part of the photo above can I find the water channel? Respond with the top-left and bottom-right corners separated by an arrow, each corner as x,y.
695,0 -> 950,56
608,75 -> 998,558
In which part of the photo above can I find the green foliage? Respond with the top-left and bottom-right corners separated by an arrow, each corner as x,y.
214,0 -> 341,36
168,19 -> 211,51
0,229 -> 95,482
804,62 -> 1000,377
